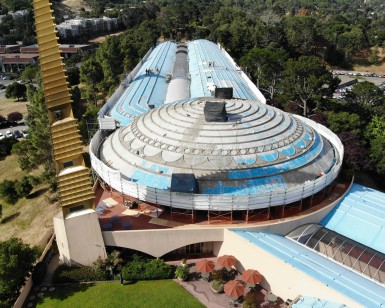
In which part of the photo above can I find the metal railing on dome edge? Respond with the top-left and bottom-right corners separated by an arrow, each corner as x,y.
90,117 -> 344,211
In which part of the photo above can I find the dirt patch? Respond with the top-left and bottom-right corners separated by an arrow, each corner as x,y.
352,47 -> 385,75
89,31 -> 125,44
61,0 -> 91,12
0,97 -> 28,117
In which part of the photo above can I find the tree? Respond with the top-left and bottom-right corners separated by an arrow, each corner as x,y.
7,111 -> 23,123
345,81 -> 385,121
326,111 -> 362,135
338,131 -> 372,171
5,82 -> 27,101
285,16 -> 318,55
365,116 -> 385,174
0,238 -> 38,307
21,65 -> 37,83
12,87 -> 55,187
280,56 -> 338,117
240,48 -> 288,101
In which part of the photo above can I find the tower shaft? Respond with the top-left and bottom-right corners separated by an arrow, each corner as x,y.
32,0 -> 94,215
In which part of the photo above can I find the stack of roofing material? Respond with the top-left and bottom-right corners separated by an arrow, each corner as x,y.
165,43 -> 190,103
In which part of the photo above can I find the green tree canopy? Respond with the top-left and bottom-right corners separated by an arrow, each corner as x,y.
11,86 -> 55,187
5,82 -> 27,101
345,81 -> 385,121
326,111 -> 362,135
240,47 -> 288,101
0,238 -> 38,307
21,65 -> 37,83
365,116 -> 385,174
280,55 -> 338,117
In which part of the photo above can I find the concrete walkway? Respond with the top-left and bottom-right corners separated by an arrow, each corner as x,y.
176,279 -> 234,308
41,254 -> 60,285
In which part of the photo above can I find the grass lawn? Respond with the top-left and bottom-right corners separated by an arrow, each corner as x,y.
36,280 -> 205,308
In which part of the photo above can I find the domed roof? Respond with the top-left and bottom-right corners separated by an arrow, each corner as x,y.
100,98 -> 338,194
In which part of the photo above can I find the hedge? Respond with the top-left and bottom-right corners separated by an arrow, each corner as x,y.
53,265 -> 109,283
122,258 -> 172,281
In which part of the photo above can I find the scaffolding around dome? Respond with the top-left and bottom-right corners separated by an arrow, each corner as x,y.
90,98 -> 343,213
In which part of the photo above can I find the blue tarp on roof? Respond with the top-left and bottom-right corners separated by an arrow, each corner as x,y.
321,183 -> 385,254
233,230 -> 385,307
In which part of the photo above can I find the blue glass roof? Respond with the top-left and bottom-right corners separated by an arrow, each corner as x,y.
233,230 -> 385,307
188,40 -> 259,100
110,41 -> 176,126
321,183 -> 385,254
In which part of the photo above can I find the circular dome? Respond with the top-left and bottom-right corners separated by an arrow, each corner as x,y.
121,98 -> 314,170
98,97 -> 340,200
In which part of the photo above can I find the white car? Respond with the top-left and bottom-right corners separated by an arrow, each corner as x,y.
5,130 -> 13,138
22,129 -> 29,138
0,133 -> 4,140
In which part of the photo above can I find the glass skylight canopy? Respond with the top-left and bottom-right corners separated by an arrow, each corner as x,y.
287,224 -> 385,285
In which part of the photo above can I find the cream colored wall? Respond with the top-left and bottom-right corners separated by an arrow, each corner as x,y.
103,227 -> 224,258
55,210 -> 107,265
218,229 -> 363,308
102,188 -> 346,257
54,212 -> 71,264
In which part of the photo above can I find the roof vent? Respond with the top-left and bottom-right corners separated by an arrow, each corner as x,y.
204,101 -> 227,122
215,87 -> 233,99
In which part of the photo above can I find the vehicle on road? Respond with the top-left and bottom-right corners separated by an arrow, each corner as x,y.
13,130 -> 22,138
2,76 -> 11,80
5,130 -> 13,138
22,129 -> 29,138
0,84 -> 5,90
0,133 -> 4,140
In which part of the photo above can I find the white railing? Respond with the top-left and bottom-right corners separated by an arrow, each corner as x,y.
90,120 -> 343,211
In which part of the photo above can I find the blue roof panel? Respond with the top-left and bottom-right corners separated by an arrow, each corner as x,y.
233,230 -> 385,307
188,40 -> 259,100
321,183 -> 385,254
110,41 -> 176,126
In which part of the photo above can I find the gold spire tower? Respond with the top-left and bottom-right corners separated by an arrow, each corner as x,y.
32,0 -> 94,215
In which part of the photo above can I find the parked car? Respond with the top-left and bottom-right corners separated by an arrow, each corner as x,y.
13,130 -> 22,138
5,130 -> 13,138
2,76 -> 11,80
22,129 -> 29,138
0,84 -> 5,90
0,133 -> 4,140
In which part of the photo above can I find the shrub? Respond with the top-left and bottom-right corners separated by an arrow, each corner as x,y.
0,180 -> 18,204
7,112 -> 23,122
242,290 -> 258,308
0,137 -> 18,159
122,257 -> 172,281
53,265 -> 109,283
211,279 -> 224,293
175,264 -> 189,281
15,176 -> 33,198
212,269 -> 223,282
32,262 -> 47,284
